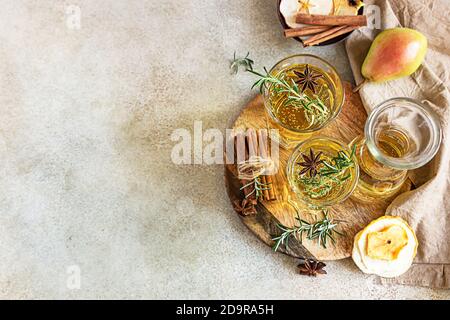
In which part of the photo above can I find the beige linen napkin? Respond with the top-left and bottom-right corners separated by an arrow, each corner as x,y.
345,0 -> 450,288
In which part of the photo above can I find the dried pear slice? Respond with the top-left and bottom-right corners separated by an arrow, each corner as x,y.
280,0 -> 303,28
352,230 -> 371,274
333,0 -> 363,16
366,225 -> 409,261
280,0 -> 334,28
308,0 -> 334,15
352,216 -> 418,278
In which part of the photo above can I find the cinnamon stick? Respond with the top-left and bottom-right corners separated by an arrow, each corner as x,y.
257,129 -> 276,201
246,128 -> 258,160
304,25 -> 360,47
255,130 -> 269,201
302,25 -> 347,46
284,25 -> 331,38
303,26 -> 348,47
236,132 -> 257,204
235,130 -> 246,165
247,129 -> 270,201
295,14 -> 367,26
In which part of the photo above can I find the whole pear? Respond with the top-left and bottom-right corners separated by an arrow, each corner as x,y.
356,28 -> 427,90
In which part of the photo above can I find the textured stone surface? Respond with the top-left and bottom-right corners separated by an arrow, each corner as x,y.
0,0 -> 448,299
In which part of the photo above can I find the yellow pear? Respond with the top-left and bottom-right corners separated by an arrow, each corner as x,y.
354,28 -> 427,91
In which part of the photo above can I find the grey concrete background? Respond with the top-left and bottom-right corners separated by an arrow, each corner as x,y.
0,0 -> 448,299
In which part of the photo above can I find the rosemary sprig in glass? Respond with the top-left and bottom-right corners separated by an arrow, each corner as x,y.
298,145 -> 356,199
231,53 -> 329,126
272,210 -> 344,251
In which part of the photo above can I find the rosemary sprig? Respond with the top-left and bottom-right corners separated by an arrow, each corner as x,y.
230,52 -> 254,74
298,145 -> 356,199
240,176 -> 272,200
248,69 -> 328,120
231,53 -> 329,126
320,144 -> 356,177
299,175 -> 334,199
272,210 -> 344,251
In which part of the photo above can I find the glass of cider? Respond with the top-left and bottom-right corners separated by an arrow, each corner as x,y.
351,98 -> 442,202
262,54 -> 344,149
287,136 -> 359,208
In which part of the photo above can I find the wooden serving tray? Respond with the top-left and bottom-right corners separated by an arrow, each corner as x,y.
225,82 -> 412,261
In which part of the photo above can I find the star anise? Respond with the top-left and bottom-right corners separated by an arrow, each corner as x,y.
297,0 -> 315,12
298,259 -> 327,277
233,198 -> 257,216
298,148 -> 323,177
294,64 -> 323,93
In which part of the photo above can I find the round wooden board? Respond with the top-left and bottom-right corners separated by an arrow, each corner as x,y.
225,82 -> 413,261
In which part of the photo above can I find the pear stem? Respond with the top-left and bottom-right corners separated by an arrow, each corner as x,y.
353,79 -> 367,93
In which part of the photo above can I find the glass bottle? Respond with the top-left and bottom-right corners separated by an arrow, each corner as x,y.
351,98 -> 442,202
